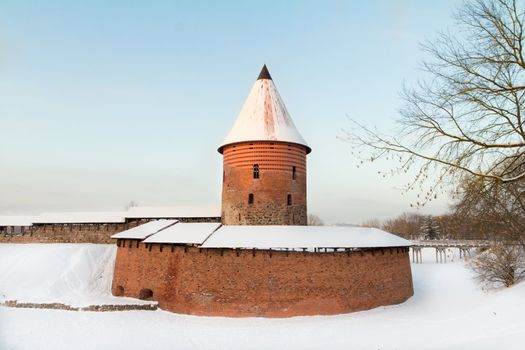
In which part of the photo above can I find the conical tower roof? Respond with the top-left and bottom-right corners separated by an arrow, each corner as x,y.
218,65 -> 311,154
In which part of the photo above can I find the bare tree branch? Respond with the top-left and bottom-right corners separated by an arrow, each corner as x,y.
345,0 -> 525,192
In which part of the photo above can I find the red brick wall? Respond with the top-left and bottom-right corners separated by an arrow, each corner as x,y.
221,141 -> 308,225
112,243 -> 413,317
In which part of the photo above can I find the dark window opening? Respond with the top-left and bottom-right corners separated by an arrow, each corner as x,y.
248,193 -> 254,205
139,288 -> 154,300
287,194 -> 292,206
292,166 -> 296,180
253,164 -> 259,179
114,285 -> 124,296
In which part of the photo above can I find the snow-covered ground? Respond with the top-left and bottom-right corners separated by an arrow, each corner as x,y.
0,244 -> 524,350
0,244 -> 150,307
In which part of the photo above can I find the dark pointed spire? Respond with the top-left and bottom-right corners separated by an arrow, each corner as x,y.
257,64 -> 272,80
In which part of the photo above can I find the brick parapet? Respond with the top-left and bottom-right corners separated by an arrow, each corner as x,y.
112,243 -> 413,317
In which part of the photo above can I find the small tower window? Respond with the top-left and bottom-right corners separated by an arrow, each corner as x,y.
253,164 -> 259,179
248,193 -> 254,205
292,166 -> 296,180
287,194 -> 292,206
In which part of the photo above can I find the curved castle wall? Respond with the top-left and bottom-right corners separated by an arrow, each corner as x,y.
221,141 -> 308,225
112,242 -> 413,317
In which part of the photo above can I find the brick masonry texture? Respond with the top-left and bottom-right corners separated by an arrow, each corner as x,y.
112,243 -> 414,317
222,141 -> 308,225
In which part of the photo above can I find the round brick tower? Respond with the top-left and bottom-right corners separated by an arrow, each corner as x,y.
218,65 -> 311,225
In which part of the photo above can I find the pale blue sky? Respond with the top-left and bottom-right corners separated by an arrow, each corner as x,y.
0,0 -> 462,223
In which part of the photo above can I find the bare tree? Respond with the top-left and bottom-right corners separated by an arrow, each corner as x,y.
307,214 -> 324,226
382,212 -> 425,239
345,0 -> 525,203
469,242 -> 525,287
453,171 -> 525,243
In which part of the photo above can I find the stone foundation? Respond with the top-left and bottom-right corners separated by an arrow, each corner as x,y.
1,300 -> 158,312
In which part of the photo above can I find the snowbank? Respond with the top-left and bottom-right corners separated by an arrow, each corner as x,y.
0,244 -> 149,307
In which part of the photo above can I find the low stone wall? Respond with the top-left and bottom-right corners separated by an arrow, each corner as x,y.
1,300 -> 158,312
0,217 -> 220,244
112,243 -> 414,317
0,223 -> 133,244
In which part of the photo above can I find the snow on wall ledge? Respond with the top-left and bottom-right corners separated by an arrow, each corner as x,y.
200,225 -> 411,249
116,223 -> 411,249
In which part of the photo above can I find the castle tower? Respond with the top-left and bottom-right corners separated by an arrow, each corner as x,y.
218,65 -> 311,225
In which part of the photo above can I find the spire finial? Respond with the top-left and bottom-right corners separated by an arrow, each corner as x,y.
257,64 -> 272,80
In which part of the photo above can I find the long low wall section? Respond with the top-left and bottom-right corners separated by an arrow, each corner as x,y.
112,242 -> 413,317
0,217 -> 220,244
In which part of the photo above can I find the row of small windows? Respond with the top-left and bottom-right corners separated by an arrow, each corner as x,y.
248,193 -> 292,206
223,165 -> 299,182
253,164 -> 297,180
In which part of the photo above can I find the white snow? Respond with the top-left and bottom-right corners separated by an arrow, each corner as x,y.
0,244 -> 149,307
34,212 -> 126,224
201,225 -> 411,249
0,216 -> 35,227
125,206 -> 221,219
0,245 -> 523,349
143,222 -> 221,244
111,220 -> 177,240
218,75 -> 310,153
0,206 -> 220,226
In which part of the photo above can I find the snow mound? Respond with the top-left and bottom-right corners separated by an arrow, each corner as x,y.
0,244 -> 148,306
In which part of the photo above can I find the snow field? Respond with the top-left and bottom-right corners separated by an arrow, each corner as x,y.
0,244 -> 523,350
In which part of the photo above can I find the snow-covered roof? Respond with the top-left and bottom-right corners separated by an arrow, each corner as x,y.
201,226 -> 411,249
33,212 -> 126,224
0,216 -> 35,227
143,223 -> 222,244
218,65 -> 310,154
111,220 -> 177,240
125,206 -> 221,219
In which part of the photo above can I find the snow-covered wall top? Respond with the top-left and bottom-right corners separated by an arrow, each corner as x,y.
0,216 -> 35,227
218,66 -> 310,154
111,219 -> 177,240
111,222 -> 410,249
0,206 -> 220,226
143,222 -> 221,244
201,226 -> 411,249
34,212 -> 127,224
